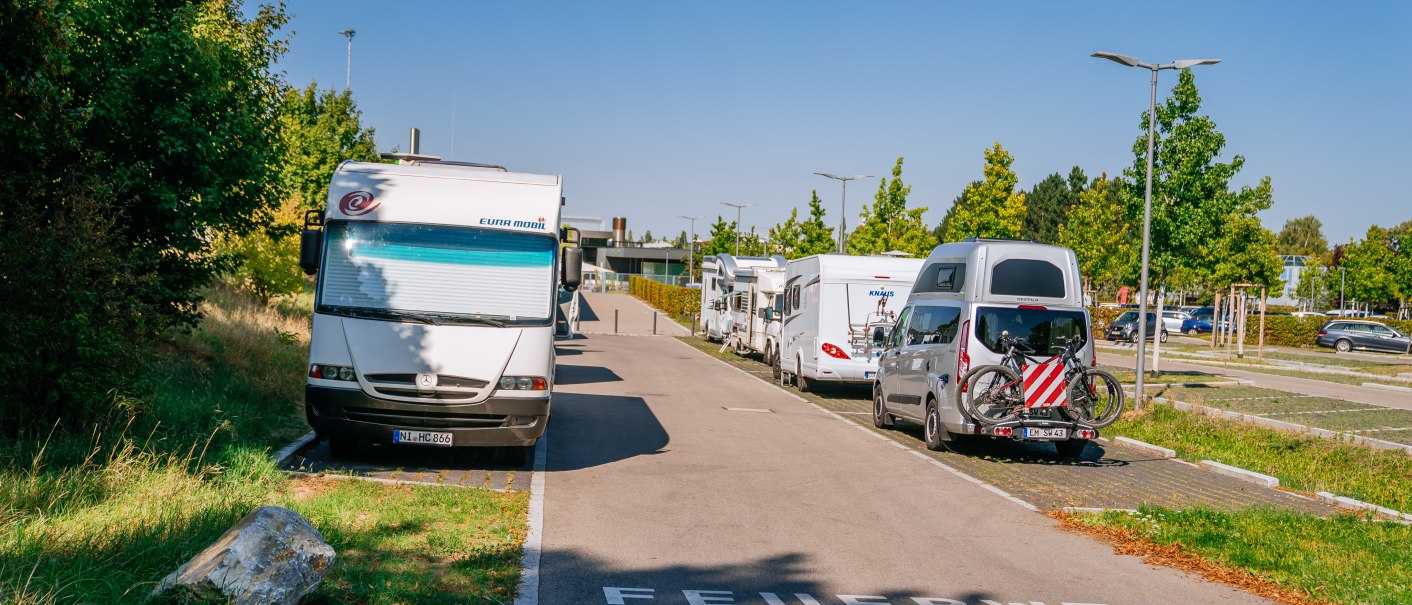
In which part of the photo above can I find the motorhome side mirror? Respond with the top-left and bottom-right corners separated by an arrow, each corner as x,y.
561,246 -> 583,292
299,229 -> 322,275
764,308 -> 774,321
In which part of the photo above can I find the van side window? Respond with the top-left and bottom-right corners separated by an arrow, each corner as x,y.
889,308 -> 912,349
990,259 -> 1064,298
792,285 -> 801,310
906,306 -> 963,346
914,263 -> 965,294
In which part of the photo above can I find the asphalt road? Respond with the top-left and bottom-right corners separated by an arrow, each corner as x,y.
537,330 -> 1271,605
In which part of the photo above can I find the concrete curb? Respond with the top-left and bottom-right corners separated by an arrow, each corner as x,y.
1153,396 -> 1412,456
1199,460 -> 1279,488
1061,506 -> 1140,514
1113,436 -> 1176,459
271,431 -> 317,467
282,469 -> 515,492
1363,382 -> 1412,394
1316,492 -> 1412,524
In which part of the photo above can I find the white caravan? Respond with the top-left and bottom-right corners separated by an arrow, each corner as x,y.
699,254 -> 786,343
722,258 -> 788,365
777,254 -> 924,390
872,239 -> 1096,456
298,160 -> 581,462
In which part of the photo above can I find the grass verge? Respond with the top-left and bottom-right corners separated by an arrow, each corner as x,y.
0,282 -> 527,604
1109,403 -> 1412,513
1059,507 -> 1412,605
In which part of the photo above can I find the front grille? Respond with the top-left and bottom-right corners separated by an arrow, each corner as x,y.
363,373 -> 489,401
369,387 -> 476,400
341,405 -> 507,428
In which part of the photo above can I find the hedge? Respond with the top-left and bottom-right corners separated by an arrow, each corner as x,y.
629,276 -> 699,319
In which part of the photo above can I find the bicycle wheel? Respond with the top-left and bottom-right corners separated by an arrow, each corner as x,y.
961,365 -> 1024,426
1064,368 -> 1124,428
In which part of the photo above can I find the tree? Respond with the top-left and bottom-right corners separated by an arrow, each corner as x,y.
1342,225 -> 1405,311
769,209 -> 804,258
1122,69 -> 1279,294
1057,175 -> 1135,296
1276,215 -> 1329,258
674,230 -> 688,248
1021,167 -> 1086,244
1208,208 -> 1285,293
796,190 -> 837,257
846,157 -> 937,257
0,0 -> 289,433
941,144 -> 1027,242
701,216 -> 736,258
278,84 -> 380,210
642,229 -> 653,243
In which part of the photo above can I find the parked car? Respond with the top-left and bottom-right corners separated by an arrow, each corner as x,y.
1105,311 -> 1169,343
1291,311 -> 1325,318
1316,320 -> 1412,354
1180,314 -> 1214,335
1160,310 -> 1191,332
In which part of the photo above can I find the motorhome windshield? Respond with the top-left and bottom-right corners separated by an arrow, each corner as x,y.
975,306 -> 1087,355
318,221 -> 556,325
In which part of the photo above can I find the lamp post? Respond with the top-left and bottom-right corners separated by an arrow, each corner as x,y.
1092,51 -> 1219,408
720,202 -> 752,256
815,173 -> 872,253
679,215 -> 700,282
339,29 -> 356,90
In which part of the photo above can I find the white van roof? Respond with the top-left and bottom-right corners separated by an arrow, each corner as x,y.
794,254 -> 925,283
324,161 -> 562,233
911,239 -> 1084,307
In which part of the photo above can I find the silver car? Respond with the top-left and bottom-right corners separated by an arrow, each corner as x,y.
1315,320 -> 1412,354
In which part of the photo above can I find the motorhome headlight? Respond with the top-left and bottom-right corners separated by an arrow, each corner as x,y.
310,364 -> 356,382
498,376 -> 549,391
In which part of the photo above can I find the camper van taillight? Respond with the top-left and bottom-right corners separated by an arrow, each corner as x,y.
821,343 -> 851,359
957,320 -> 971,393
1017,304 -> 1048,310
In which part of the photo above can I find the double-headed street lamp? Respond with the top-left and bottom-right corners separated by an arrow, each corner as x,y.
720,202 -> 753,256
679,215 -> 700,282
1092,51 -> 1220,407
339,29 -> 356,90
814,172 -> 872,253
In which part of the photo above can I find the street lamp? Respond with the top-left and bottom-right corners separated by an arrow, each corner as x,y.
720,202 -> 752,256
679,215 -> 700,283
815,172 -> 873,253
339,29 -> 356,90
1092,51 -> 1219,408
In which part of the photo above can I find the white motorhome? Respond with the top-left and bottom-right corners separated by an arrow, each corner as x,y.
872,239 -> 1096,456
723,259 -> 788,366
298,160 -> 581,462
699,255 -> 786,343
777,254 -> 924,390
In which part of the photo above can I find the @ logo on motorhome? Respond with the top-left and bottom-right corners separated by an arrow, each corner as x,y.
338,191 -> 379,216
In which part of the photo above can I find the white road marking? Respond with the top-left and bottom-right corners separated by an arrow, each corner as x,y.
723,407 -> 774,413
512,435 -> 548,605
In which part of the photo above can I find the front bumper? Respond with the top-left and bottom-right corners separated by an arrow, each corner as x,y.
305,385 -> 549,447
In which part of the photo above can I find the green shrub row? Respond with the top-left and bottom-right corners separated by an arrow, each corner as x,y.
629,277 -> 699,318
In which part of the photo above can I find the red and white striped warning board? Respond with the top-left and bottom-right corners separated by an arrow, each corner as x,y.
1022,357 -> 1068,408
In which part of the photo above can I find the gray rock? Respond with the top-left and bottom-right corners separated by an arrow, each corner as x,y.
151,505 -> 335,604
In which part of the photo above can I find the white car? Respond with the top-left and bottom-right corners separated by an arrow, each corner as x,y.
1160,310 -> 1191,332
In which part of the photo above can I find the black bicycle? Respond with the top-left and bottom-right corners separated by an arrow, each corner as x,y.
959,332 -> 1123,428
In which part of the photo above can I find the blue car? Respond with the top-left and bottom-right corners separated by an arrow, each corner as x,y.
1181,314 -> 1215,335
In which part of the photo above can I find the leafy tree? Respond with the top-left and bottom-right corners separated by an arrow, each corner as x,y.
0,0 -> 288,433
846,157 -> 937,257
1342,225 -> 1406,311
769,209 -> 805,258
1208,210 -> 1285,292
935,181 -> 980,244
1057,175 -> 1135,296
941,144 -> 1027,242
1121,69 -> 1279,294
701,216 -> 737,258
278,84 -> 380,209
643,229 -> 654,243
796,190 -> 837,256
1276,215 -> 1329,258
1022,167 -> 1086,244
675,230 -> 688,248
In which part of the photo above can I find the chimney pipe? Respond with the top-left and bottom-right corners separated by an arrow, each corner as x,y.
409,128 -> 421,155
612,217 -> 627,247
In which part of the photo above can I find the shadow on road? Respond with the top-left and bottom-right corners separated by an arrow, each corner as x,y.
547,391 -> 669,472
556,363 -> 623,385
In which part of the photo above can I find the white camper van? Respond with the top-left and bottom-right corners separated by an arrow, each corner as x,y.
298,160 -> 581,462
723,259 -> 788,366
777,254 -> 925,391
700,255 -> 787,343
872,239 -> 1114,458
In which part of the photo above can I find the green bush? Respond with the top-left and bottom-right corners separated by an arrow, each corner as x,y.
630,277 -> 699,318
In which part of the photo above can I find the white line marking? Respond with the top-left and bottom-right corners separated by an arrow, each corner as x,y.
724,407 -> 774,413
513,434 -> 548,605
1267,407 -> 1384,416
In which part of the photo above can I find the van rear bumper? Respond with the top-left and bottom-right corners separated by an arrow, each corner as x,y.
305,385 -> 549,447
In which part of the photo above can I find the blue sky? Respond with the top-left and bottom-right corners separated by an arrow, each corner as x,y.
271,1 -> 1410,245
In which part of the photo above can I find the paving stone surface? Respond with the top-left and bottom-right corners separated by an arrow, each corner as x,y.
678,336 -> 1338,514
282,439 -> 531,491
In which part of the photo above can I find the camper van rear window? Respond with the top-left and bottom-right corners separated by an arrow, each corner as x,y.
914,263 -> 965,294
990,259 -> 1064,298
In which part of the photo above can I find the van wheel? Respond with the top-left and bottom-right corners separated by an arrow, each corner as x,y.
1335,339 -> 1352,353
924,399 -> 947,451
1055,439 -> 1089,459
873,386 -> 893,429
796,359 -> 812,393
770,348 -> 782,381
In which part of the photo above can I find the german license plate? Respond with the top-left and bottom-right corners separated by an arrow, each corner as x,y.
1023,427 -> 1068,439
864,371 -> 874,379
393,430 -> 453,447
